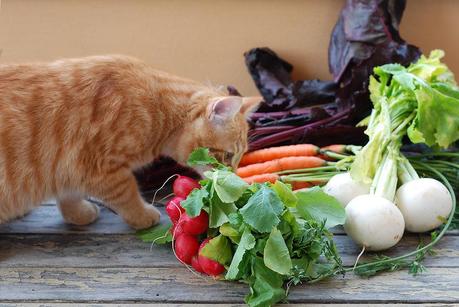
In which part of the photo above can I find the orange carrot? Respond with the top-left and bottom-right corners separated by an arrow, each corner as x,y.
319,144 -> 346,161
242,173 -> 279,184
291,181 -> 312,190
236,156 -> 325,178
321,144 -> 346,153
239,144 -> 319,166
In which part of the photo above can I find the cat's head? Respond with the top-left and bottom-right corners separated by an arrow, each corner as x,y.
167,94 -> 262,170
202,95 -> 262,168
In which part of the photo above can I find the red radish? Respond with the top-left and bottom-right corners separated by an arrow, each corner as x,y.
198,256 -> 225,276
173,175 -> 200,198
199,238 -> 211,249
174,234 -> 199,264
191,255 -> 205,273
179,210 -> 209,235
165,196 -> 185,222
169,222 -> 185,238
198,239 -> 225,276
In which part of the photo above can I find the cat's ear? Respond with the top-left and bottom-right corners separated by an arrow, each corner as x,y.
208,96 -> 242,124
241,96 -> 263,118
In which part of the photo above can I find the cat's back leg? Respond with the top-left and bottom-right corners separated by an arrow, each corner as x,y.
0,192 -> 41,224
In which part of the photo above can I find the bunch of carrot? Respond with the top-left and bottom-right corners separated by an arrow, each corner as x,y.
236,144 -> 349,190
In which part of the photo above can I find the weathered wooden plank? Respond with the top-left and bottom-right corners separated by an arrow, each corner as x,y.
337,233 -> 459,266
0,234 -> 458,268
331,225 -> 459,235
0,205 -> 133,234
0,304 -> 247,307
0,205 -> 161,235
0,305 -> 246,307
0,305 -> 248,307
0,267 -> 457,303
0,234 -> 174,268
0,304 -> 454,307
2,204 -> 457,235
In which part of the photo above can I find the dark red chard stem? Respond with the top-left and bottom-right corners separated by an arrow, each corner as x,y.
248,110 -> 350,151
250,104 -> 337,122
248,125 -> 296,137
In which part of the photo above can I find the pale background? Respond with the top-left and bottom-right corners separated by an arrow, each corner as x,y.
0,0 -> 457,95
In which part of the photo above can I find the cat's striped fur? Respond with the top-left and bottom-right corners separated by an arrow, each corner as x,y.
0,55 -> 260,229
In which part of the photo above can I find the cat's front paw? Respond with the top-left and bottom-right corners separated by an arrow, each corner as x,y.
126,204 -> 161,230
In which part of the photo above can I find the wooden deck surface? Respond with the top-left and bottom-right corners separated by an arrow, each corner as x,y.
0,201 -> 458,306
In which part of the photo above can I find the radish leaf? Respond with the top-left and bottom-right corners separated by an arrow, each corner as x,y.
136,221 -> 172,244
181,187 -> 209,217
212,170 -> 248,203
296,187 -> 345,228
272,180 -> 297,207
187,147 -> 219,166
209,196 -> 238,228
219,223 -> 242,244
264,228 -> 292,275
226,228 -> 256,280
240,185 -> 284,233
245,257 -> 286,307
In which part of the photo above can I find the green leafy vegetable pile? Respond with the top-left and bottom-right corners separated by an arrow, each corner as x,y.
139,148 -> 345,307
352,49 -> 459,188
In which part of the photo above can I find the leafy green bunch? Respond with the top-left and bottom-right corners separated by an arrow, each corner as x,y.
351,50 -> 459,197
140,148 -> 346,307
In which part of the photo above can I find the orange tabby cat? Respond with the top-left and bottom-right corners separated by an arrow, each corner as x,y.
0,55 -> 260,229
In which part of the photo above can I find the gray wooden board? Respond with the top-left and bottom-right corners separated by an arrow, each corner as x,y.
0,305 -> 455,307
1,204 -> 458,235
0,305 -> 249,307
0,267 -> 458,303
0,203 -> 458,305
0,205 -> 137,234
0,234 -> 458,268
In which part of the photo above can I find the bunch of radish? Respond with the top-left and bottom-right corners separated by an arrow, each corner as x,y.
166,175 -> 225,276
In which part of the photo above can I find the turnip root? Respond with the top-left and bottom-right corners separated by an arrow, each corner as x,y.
344,194 -> 405,251
396,178 -> 453,233
323,173 -> 370,207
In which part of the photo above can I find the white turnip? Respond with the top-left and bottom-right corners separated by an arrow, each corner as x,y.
323,173 -> 370,207
344,194 -> 405,251
395,178 -> 453,233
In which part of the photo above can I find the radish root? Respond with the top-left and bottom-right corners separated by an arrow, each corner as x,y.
353,245 -> 366,271
150,174 -> 179,206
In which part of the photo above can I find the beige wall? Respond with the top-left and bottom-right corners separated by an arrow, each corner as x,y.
0,0 -> 458,95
